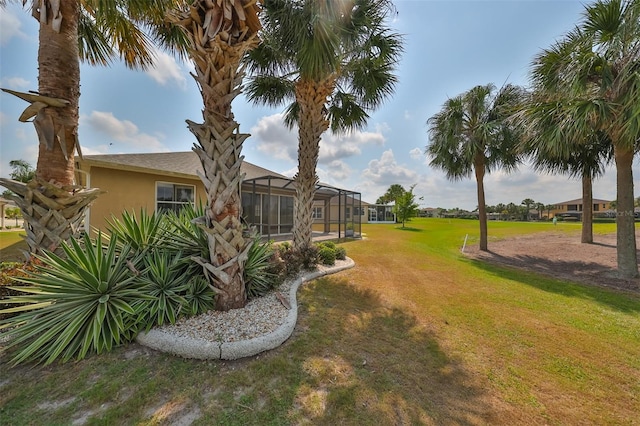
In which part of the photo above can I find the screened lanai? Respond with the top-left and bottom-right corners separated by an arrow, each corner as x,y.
241,171 -> 362,241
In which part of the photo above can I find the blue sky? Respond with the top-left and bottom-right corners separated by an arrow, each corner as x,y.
1,0 -> 634,209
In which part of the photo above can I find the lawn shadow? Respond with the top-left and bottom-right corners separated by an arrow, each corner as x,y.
396,226 -> 422,232
465,255 -> 640,314
281,276 -> 500,424
0,240 -> 28,263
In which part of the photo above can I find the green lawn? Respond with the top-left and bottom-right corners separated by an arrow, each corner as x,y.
0,231 -> 27,263
1,219 -> 638,424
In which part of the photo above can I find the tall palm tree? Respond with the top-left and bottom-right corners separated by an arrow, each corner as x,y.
427,83 -> 524,251
245,0 -> 402,250
167,1 -> 261,310
0,0 -> 186,256
527,0 -> 640,277
523,114 -> 613,243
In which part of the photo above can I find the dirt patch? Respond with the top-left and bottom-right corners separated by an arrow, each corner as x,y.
463,232 -> 640,293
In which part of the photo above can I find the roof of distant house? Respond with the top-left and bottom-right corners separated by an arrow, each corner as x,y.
554,198 -> 611,205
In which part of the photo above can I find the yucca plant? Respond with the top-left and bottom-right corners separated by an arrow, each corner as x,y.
136,250 -> 190,329
0,233 -> 148,365
106,209 -> 166,256
161,203 -> 209,260
183,275 -> 216,316
244,236 -> 279,299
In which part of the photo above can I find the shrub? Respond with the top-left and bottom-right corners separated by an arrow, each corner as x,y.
244,236 -> 279,299
136,250 -> 190,329
183,275 -> 216,315
318,246 -> 336,266
106,209 -> 166,256
0,233 -> 147,365
160,203 -> 209,260
298,245 -> 319,270
335,246 -> 347,260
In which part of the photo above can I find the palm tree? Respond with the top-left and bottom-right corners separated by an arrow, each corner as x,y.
166,1 -> 261,311
524,125 -> 613,243
526,0 -> 640,277
521,198 -> 535,221
245,0 -> 402,250
427,83 -> 525,251
535,202 -> 545,220
0,0 -> 186,256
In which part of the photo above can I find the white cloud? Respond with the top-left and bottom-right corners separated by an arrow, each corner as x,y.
0,112 -> 8,126
0,76 -> 31,89
362,149 -> 419,185
250,113 -> 298,161
409,147 -> 423,160
82,111 -> 168,152
145,49 -> 187,89
0,11 -> 25,46
250,113 -> 387,165
404,110 -> 413,120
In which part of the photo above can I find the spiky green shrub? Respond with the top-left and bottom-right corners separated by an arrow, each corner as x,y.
0,233 -> 148,365
136,251 -> 190,329
106,209 -> 166,255
183,275 -> 216,315
244,236 -> 279,299
317,246 -> 336,266
160,203 -> 209,260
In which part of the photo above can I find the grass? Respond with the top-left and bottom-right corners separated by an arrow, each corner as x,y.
1,219 -> 639,424
0,231 -> 27,263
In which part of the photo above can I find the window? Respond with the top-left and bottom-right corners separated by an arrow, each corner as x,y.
156,182 -> 194,213
345,207 -> 351,220
312,206 -> 323,219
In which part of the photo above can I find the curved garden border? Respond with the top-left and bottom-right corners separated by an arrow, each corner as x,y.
136,258 -> 355,360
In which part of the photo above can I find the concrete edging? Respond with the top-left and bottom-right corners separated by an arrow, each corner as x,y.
136,257 -> 355,360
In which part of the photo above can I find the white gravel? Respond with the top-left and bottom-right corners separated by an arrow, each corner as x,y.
154,279 -> 295,343
139,259 -> 355,358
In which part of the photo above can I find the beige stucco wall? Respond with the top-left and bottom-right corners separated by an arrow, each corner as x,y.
84,166 -> 206,231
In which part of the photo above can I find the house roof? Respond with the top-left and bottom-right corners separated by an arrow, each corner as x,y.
78,151 -> 358,200
79,152 -> 288,181
554,198 -> 611,205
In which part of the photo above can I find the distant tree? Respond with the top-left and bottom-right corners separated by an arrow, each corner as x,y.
535,202 -> 545,220
394,185 -> 420,228
521,198 -> 535,221
8,160 -> 35,183
545,204 -> 555,219
610,199 -> 617,210
5,207 -> 22,227
427,83 -> 525,251
377,184 -> 406,205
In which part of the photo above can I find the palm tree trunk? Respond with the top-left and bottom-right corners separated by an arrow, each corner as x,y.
581,175 -> 593,244
2,1 -> 97,256
474,156 -> 488,251
174,2 -> 260,311
614,144 -> 638,278
292,78 -> 334,250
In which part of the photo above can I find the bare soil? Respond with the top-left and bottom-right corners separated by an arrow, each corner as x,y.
464,231 -> 640,293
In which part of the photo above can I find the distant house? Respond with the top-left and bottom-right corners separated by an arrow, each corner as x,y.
551,198 -> 612,220
76,152 -> 361,239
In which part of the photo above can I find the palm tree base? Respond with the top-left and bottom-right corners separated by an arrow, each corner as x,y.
0,177 -> 103,257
